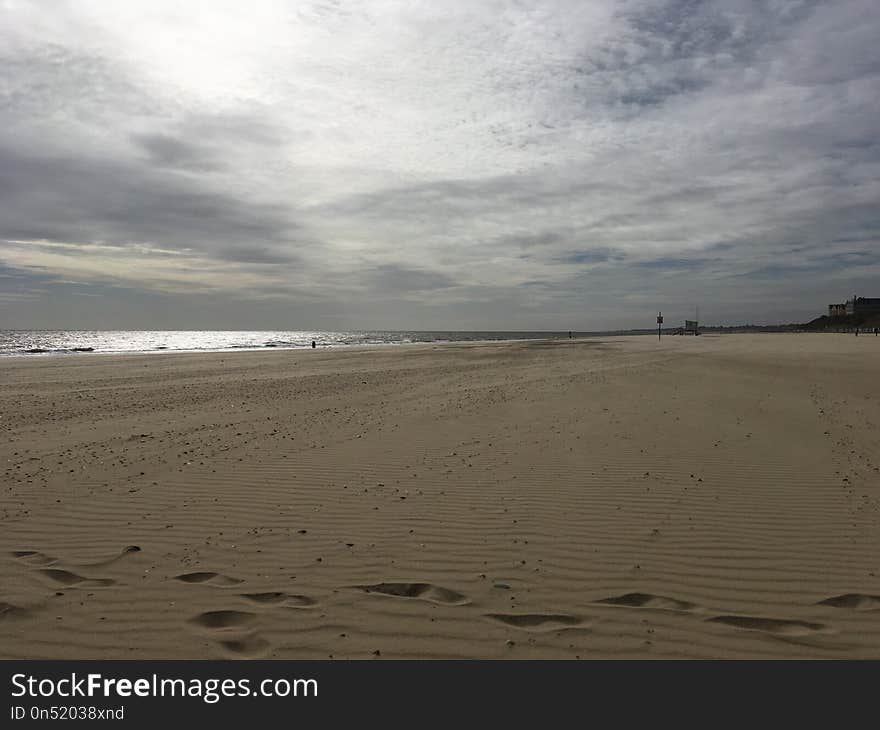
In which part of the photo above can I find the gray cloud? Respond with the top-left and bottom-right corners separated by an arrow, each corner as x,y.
0,143 -> 302,263
0,0 -> 878,329
132,133 -> 224,172
367,265 -> 457,294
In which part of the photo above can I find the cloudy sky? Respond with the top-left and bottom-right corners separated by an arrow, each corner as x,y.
1,0 -> 878,330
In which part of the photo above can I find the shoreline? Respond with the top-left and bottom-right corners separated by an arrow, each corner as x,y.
0,327 -> 832,360
0,333 -> 606,361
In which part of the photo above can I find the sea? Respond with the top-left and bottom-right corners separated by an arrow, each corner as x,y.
0,330 -> 589,356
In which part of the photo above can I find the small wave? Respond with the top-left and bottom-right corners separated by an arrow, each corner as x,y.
1,330 -> 572,356
24,347 -> 94,354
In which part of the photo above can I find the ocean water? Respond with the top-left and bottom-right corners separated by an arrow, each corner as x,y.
0,330 -> 583,356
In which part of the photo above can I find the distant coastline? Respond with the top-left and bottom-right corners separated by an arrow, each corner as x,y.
3,316 -> 876,356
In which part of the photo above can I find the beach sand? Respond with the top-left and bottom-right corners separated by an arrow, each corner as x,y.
1,333 -> 879,659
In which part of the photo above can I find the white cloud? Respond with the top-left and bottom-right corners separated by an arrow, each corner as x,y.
0,0 -> 878,328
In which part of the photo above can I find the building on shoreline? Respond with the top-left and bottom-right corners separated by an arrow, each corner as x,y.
828,296 -> 880,318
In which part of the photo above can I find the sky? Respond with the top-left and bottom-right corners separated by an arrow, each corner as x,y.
1,0 -> 878,331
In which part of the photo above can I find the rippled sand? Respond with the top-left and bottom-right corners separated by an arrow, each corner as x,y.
1,334 -> 878,658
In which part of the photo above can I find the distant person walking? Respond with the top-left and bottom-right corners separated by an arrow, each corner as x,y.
311,340 -> 316,348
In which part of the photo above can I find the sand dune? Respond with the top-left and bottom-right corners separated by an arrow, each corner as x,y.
1,334 -> 879,658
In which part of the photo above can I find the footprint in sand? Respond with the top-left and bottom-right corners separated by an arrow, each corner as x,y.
594,592 -> 699,612
188,610 -> 269,658
356,582 -> 469,605
175,572 -> 243,587
11,550 -> 57,566
38,569 -> 115,588
14,549 -> 121,588
485,613 -> 586,632
218,633 -> 271,658
80,546 -> 142,568
13,546 -> 139,568
0,601 -> 31,620
240,592 -> 317,608
707,615 -> 828,637
189,609 -> 256,630
817,594 -> 880,611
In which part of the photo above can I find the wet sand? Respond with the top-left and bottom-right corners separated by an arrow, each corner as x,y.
1,333 -> 879,658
